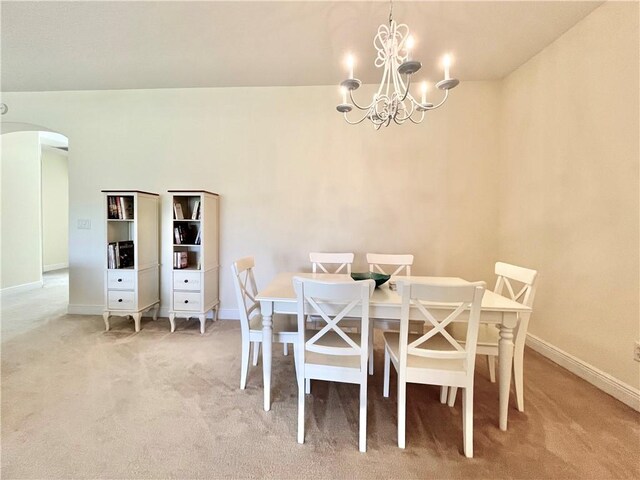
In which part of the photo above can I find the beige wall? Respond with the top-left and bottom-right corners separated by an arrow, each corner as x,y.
1,131 -> 42,289
41,147 -> 69,270
0,81 -> 502,315
500,2 -> 639,389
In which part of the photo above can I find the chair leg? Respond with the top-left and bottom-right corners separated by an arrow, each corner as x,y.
513,346 -> 525,412
440,386 -> 448,404
283,343 -> 289,356
397,377 -> 407,449
462,386 -> 474,458
359,376 -> 368,452
252,342 -> 260,366
305,378 -> 311,394
383,347 -> 391,398
487,355 -> 496,383
298,373 -> 305,444
240,340 -> 250,389
447,387 -> 458,407
292,343 -> 300,388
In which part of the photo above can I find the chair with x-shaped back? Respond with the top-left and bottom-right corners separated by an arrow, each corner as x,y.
309,252 -> 354,274
445,262 -> 538,411
382,279 -> 485,457
231,257 -> 298,390
293,276 -> 375,452
367,253 -> 414,276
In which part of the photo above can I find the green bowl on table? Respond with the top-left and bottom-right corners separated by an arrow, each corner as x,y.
350,272 -> 391,288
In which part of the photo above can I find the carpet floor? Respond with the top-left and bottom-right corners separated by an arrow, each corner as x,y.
2,274 -> 639,479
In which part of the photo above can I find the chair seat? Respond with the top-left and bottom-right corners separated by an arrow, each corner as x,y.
449,322 -> 500,346
249,313 -> 297,334
383,332 -> 465,371
304,330 -> 362,368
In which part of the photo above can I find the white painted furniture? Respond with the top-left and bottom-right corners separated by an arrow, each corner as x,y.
293,276 -> 375,452
382,280 -> 485,457
168,190 -> 220,334
367,253 -> 414,276
365,253 -> 415,375
256,273 -> 530,431
231,257 -> 298,390
446,262 -> 538,411
309,252 -> 354,274
102,190 -> 160,332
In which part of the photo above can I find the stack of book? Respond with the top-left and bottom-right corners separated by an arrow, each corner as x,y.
108,196 -> 134,220
173,252 -> 188,269
107,241 -> 134,269
174,224 -> 200,245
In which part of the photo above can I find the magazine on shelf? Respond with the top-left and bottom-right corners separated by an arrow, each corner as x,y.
191,200 -> 200,220
174,202 -> 184,220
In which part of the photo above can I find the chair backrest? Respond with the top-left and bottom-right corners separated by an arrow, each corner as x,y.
494,262 -> 538,308
366,253 -> 414,276
309,252 -> 354,274
231,256 -> 260,337
396,280 -> 486,375
293,277 -> 374,369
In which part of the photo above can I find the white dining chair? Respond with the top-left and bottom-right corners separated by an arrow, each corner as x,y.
367,253 -> 414,276
231,257 -> 298,390
365,253 -> 416,376
382,280 -> 485,457
293,276 -> 375,452
309,252 -> 354,274
445,262 -> 538,411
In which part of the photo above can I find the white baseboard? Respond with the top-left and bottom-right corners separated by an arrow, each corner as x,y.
68,304 -> 240,321
526,333 -> 640,412
43,262 -> 68,272
1,279 -> 43,294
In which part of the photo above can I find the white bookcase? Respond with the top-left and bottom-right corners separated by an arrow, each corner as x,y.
168,190 -> 220,333
102,190 -> 160,332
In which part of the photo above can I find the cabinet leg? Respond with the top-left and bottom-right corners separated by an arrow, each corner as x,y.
133,313 -> 141,333
199,314 -> 206,334
213,307 -> 219,322
152,304 -> 159,321
169,313 -> 176,333
103,312 -> 110,331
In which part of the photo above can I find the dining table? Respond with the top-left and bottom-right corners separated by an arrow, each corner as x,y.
256,272 -> 531,431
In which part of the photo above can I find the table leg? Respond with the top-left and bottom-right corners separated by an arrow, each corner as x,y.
498,312 -> 518,431
261,301 -> 274,411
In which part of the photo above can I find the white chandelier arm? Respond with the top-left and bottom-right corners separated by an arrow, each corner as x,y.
343,110 -> 376,125
424,89 -> 450,110
408,110 -> 426,124
348,90 -> 375,111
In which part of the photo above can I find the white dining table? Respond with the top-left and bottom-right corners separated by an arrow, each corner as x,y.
256,272 -> 531,431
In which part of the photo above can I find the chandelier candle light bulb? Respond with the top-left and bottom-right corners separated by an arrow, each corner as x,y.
443,54 -> 452,80
336,0 -> 459,128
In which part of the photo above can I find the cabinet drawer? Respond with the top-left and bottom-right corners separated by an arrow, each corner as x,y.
173,292 -> 201,312
173,271 -> 201,291
107,270 -> 135,290
108,290 -> 135,310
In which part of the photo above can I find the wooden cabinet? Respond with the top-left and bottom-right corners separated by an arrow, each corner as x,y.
168,190 -> 220,333
102,190 -> 160,332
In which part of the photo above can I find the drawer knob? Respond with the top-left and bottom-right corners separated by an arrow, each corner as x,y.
117,278 -> 123,282
118,299 -> 123,303
184,300 -> 189,304
184,279 -> 188,283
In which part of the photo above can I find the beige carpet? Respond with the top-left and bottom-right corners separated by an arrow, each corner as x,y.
2,278 -> 639,479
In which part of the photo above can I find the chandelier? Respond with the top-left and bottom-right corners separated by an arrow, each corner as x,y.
336,1 -> 459,129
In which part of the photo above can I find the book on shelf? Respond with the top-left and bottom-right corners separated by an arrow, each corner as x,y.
108,196 -> 134,220
173,251 -> 188,269
174,224 -> 198,245
107,240 -> 135,269
194,228 -> 201,245
174,202 -> 184,220
191,200 -> 200,220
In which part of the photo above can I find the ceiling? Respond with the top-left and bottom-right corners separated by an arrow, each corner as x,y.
1,1 -> 602,92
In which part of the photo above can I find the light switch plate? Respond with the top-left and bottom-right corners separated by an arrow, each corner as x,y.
77,219 -> 91,230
